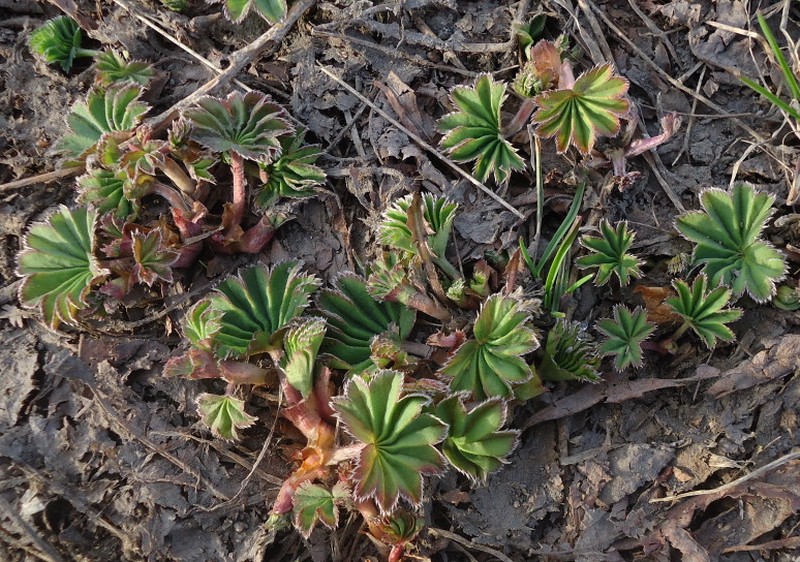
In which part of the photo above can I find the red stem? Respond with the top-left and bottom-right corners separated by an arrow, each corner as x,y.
229,152 -> 247,231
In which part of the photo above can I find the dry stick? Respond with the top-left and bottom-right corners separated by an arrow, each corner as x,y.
550,0 -> 603,64
625,0 -> 679,65
0,494 -> 66,562
672,64 -> 706,165
650,449 -> 800,503
582,0 -> 767,144
311,29 -> 479,78
428,528 -> 516,562
318,65 -> 525,219
111,0 -> 244,86
45,0 -> 96,31
0,166 -> 81,192
577,0 -> 615,64
145,0 -> 318,130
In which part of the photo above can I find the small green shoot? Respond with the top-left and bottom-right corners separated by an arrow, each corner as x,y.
94,51 -> 155,87
292,482 -> 349,539
196,393 -> 257,441
433,396 -> 518,483
318,274 -> 415,372
28,16 -> 99,72
216,0 -> 287,24
60,85 -> 150,159
739,12 -> 800,124
539,320 -> 600,382
17,206 -> 106,329
333,370 -> 446,513
441,293 -> 539,400
596,306 -> 654,370
577,220 -> 643,286
533,64 -> 630,154
666,276 -> 742,349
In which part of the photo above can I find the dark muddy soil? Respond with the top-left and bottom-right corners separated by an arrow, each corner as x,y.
1,1 -> 799,561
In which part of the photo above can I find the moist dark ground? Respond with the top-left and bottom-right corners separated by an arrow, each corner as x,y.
1,1 -> 799,561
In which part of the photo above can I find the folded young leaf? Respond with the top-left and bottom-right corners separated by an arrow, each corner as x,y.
196,393 -> 256,441
675,184 -> 786,302
439,74 -> 525,184
441,294 -> 539,400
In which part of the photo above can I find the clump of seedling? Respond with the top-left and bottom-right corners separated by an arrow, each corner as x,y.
17,49 -> 325,328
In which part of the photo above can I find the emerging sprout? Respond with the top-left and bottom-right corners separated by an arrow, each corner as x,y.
28,16 -> 99,72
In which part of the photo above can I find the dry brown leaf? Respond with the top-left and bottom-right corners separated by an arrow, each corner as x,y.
707,334 -> 800,397
633,285 -> 679,325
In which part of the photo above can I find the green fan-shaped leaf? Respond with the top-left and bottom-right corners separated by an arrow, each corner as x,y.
59,84 -> 150,159
28,16 -> 94,72
196,393 -> 256,441
77,167 -> 138,218
533,63 -> 630,153
183,91 -> 292,164
434,396 -> 518,482
279,317 -> 326,398
333,370 -> 446,513
596,306 -> 654,371
675,184 -> 786,302
183,301 -> 223,352
208,263 -> 320,359
577,220 -> 643,286
318,274 -> 416,372
94,50 -> 155,87
539,320 -> 600,382
379,193 -> 458,260
292,482 -> 349,539
255,131 -> 325,209
666,275 -> 742,349
439,74 -> 525,184
216,0 -> 286,23
17,206 -> 107,329
441,294 -> 539,400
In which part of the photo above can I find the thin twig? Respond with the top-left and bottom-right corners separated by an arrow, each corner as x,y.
582,0 -> 766,143
0,167 -> 81,192
428,528 -> 516,562
318,65 -> 525,219
650,450 -> 800,503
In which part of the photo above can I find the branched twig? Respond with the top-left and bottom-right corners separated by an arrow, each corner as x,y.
145,0 -> 317,130
318,65 -> 525,219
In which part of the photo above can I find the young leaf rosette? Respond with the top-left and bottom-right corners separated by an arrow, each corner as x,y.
596,305 -> 654,371
333,370 -> 447,514
207,262 -> 320,359
533,63 -> 630,154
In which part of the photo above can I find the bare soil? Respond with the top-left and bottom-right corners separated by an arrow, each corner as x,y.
1,1 -> 799,561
